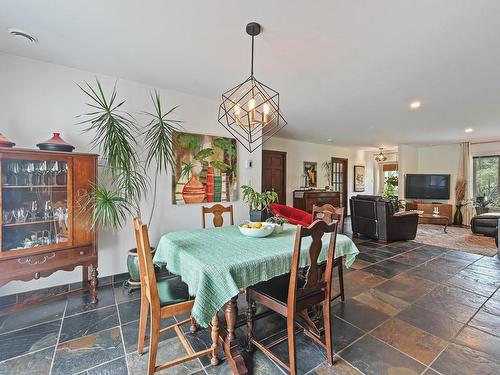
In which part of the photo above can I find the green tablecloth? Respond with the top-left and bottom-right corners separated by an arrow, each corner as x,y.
153,224 -> 359,327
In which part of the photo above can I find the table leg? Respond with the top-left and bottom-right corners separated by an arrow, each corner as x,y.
444,220 -> 448,233
221,296 -> 248,375
90,265 -> 99,304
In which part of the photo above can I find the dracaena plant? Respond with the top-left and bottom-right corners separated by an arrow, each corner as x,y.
77,79 -> 180,230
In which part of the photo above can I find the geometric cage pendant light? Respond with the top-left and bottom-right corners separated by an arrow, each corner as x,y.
218,22 -> 287,153
375,148 -> 387,162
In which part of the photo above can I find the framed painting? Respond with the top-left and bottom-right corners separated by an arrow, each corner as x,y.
303,161 -> 318,187
354,165 -> 365,192
172,131 -> 238,204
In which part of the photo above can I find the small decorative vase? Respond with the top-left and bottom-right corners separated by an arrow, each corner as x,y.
182,175 -> 206,204
453,205 -> 463,226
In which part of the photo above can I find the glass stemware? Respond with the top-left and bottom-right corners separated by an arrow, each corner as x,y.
49,161 -> 60,185
13,208 -> 28,223
43,200 -> 53,220
28,201 -> 39,221
37,161 -> 48,185
26,162 -> 35,186
9,162 -> 20,185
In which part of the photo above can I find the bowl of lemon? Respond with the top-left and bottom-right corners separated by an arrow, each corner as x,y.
238,221 -> 275,238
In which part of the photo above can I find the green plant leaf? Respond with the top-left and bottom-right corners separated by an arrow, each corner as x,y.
194,148 -> 214,161
210,160 -> 231,172
79,182 -> 131,230
176,133 -> 199,150
143,90 -> 181,174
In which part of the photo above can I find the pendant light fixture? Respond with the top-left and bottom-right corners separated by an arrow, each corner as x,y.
375,148 -> 387,162
218,22 -> 287,153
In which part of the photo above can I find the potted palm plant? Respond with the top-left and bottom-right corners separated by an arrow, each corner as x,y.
78,79 -> 180,288
241,185 -> 279,222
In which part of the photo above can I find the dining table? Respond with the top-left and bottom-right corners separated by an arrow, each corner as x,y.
153,223 -> 359,375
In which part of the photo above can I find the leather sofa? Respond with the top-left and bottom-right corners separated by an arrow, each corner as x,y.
350,195 -> 419,242
471,213 -> 500,247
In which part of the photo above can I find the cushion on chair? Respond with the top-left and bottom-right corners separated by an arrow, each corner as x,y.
248,273 -> 306,305
270,203 -> 313,226
157,276 -> 191,306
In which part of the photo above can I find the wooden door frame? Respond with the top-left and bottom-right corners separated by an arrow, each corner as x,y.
262,150 -> 287,205
331,157 -> 348,209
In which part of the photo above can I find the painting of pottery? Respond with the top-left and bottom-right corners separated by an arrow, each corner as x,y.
173,131 -> 238,204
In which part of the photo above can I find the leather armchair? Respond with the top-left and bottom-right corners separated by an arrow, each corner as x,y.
350,195 -> 419,242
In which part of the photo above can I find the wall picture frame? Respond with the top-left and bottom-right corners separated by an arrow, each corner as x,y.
354,165 -> 365,192
303,161 -> 318,187
172,131 -> 238,204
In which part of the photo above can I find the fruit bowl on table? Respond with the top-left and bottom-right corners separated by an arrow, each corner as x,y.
238,222 -> 275,238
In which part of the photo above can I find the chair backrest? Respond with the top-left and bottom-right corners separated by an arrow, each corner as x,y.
201,204 -> 234,228
287,220 -> 338,311
312,204 -> 345,233
133,218 -> 160,308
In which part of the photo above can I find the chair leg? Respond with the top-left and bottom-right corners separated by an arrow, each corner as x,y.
338,257 -> 345,302
147,309 -> 160,375
246,294 -> 256,351
287,316 -> 297,375
190,315 -> 198,333
323,299 -> 334,365
137,291 -> 149,355
210,314 -> 220,366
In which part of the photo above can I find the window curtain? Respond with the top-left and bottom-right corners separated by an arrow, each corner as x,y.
456,142 -> 475,225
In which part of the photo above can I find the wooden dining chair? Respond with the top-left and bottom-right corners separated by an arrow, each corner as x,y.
312,204 -> 345,234
201,204 -> 234,228
133,218 -> 220,375
246,220 -> 339,375
312,204 -> 346,302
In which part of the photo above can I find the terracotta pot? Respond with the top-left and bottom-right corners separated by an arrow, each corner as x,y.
182,175 -> 206,204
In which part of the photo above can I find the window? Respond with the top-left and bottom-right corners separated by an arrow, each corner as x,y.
380,163 -> 398,195
473,155 -> 500,205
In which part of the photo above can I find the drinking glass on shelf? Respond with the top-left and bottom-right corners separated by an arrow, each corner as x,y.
43,200 -> 53,220
8,162 -> 20,185
26,162 -> 36,186
2,210 -> 12,224
28,201 -> 39,221
37,161 -> 48,185
49,161 -> 60,185
57,162 -> 68,185
13,207 -> 28,223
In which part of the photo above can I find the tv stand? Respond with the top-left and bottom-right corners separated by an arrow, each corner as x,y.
406,202 -> 453,223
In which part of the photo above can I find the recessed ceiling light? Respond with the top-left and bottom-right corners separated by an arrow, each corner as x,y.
409,100 -> 422,110
7,28 -> 38,43
327,138 -> 333,142
465,128 -> 473,133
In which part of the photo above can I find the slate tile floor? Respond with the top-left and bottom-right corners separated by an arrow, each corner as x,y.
0,238 -> 499,374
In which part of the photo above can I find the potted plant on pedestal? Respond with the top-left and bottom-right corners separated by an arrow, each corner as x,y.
78,80 -> 180,290
241,185 -> 278,222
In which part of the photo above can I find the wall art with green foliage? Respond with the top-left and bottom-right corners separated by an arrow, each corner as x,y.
172,131 -> 238,204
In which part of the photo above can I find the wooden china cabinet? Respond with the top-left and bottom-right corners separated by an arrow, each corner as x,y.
0,148 -> 98,308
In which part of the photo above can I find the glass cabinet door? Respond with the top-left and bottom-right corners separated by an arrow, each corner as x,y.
1,157 -> 71,252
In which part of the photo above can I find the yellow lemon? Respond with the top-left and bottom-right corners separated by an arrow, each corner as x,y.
252,222 -> 263,229
241,224 -> 250,229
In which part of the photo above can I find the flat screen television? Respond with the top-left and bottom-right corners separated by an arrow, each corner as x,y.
405,174 -> 451,199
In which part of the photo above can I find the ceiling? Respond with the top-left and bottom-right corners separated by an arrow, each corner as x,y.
2,0 -> 500,148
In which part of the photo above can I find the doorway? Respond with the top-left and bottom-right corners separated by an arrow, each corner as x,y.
262,150 -> 287,204
331,157 -> 348,209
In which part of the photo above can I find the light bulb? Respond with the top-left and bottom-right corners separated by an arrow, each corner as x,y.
262,103 -> 270,124
248,98 -> 256,124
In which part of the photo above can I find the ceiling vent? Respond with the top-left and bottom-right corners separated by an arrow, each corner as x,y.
8,28 -> 38,43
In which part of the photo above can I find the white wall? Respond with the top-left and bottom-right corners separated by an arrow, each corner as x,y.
397,142 -> 500,206
0,53 -> 261,296
263,137 -> 374,210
